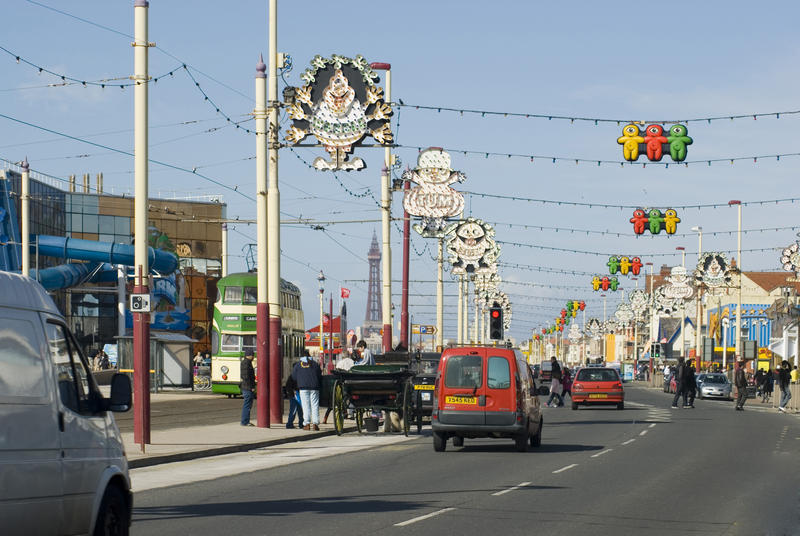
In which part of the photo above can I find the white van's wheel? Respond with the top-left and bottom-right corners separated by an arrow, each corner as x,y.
94,485 -> 129,536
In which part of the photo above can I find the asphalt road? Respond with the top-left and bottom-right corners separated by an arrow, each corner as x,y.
115,393 -> 252,433
130,385 -> 800,536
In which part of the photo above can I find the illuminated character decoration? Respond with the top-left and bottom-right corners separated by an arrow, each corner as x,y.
663,209 -> 681,234
617,124 -> 645,161
578,300 -> 586,311
286,57 -> 393,171
542,328 -> 546,335
667,124 -> 693,162
410,149 -> 468,238
648,209 -> 665,234
445,217 -> 497,273
561,309 -> 567,318
619,256 -> 632,275
607,255 -> 620,274
630,209 -> 648,235
644,124 -> 668,161
630,256 -> 643,275
592,276 -> 601,291
601,276 -> 611,291
609,276 -> 620,291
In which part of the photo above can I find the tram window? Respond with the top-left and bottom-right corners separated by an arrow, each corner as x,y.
244,287 -> 257,304
223,286 -> 242,304
221,334 -> 240,352
242,335 -> 256,356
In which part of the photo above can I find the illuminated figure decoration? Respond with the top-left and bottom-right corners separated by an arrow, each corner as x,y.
587,318 -> 602,339
445,217 -> 499,274
653,285 -> 679,315
628,289 -> 649,321
780,238 -> 800,279
615,302 -> 634,326
663,209 -> 681,234
560,309 -> 567,318
286,54 -> 393,171
619,256 -> 632,275
578,300 -> 586,311
664,266 -> 694,300
601,276 -> 611,291
568,322 -> 582,343
609,276 -> 620,291
630,256 -> 643,275
667,124 -> 693,162
644,124 -> 668,161
592,276 -> 601,291
617,124 -> 645,161
630,209 -> 648,235
694,252 -> 733,294
607,255 -> 620,274
648,209 -> 665,234
616,123 -> 693,162
406,148 -> 467,237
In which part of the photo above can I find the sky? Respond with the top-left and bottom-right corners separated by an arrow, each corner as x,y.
2,0 -> 800,343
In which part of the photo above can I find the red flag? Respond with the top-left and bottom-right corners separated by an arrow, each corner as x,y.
340,287 -> 350,299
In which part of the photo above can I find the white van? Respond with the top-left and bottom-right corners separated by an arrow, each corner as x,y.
0,272 -> 133,535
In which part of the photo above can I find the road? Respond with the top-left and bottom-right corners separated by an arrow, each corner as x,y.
130,385 -> 800,535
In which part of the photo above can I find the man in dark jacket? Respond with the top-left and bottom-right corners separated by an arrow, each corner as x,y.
292,350 -> 322,431
683,359 -> 697,408
734,358 -> 748,411
240,351 -> 256,426
778,360 -> 793,413
284,367 -> 303,428
671,357 -> 686,408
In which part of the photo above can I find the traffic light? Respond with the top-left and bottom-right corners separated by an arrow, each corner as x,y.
489,304 -> 504,340
650,342 -> 661,358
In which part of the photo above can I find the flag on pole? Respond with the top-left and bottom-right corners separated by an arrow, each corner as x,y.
340,287 -> 350,299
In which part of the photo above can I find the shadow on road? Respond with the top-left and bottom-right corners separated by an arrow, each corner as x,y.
456,442 -> 604,454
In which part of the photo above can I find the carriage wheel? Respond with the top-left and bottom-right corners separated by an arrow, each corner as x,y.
415,390 -> 423,434
332,381 -> 345,436
355,408 -> 365,433
402,381 -> 412,437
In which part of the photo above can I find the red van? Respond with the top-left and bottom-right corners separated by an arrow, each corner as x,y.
431,346 -> 543,452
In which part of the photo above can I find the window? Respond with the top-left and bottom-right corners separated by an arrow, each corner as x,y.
444,355 -> 483,388
221,334 -> 241,352
0,316 -> 47,399
242,335 -> 256,356
576,369 -> 619,382
223,286 -> 242,304
45,322 -> 100,414
487,356 -> 511,389
244,287 -> 258,304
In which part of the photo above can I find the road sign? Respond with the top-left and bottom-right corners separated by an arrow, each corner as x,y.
412,324 -> 436,334
130,294 -> 151,313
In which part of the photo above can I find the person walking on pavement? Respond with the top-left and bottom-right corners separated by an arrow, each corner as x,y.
355,340 -> 375,366
778,360 -> 793,412
754,368 -> 765,399
284,365 -> 303,428
561,367 -> 572,402
546,357 -> 564,407
292,349 -> 322,430
240,351 -> 256,426
683,359 -> 697,408
762,368 -> 774,403
734,357 -> 748,411
671,356 -> 686,408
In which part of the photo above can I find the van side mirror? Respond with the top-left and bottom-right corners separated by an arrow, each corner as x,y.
106,373 -> 132,412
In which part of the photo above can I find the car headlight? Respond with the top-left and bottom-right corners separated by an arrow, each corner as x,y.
221,366 -> 229,374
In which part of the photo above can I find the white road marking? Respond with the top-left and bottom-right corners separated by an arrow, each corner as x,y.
552,463 -> 578,473
491,481 -> 531,496
621,439 -> 636,445
590,449 -> 613,458
639,430 -> 648,436
649,423 -> 657,428
395,508 -> 456,526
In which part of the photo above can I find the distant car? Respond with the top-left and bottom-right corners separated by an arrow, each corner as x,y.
571,367 -> 625,410
410,352 -> 441,422
696,373 -> 733,400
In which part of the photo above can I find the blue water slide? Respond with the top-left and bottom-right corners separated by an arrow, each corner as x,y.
36,235 -> 179,274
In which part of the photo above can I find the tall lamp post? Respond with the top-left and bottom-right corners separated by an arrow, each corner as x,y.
677,246 -> 686,359
691,226 -> 703,364
317,271 -> 325,360
729,200 -> 743,363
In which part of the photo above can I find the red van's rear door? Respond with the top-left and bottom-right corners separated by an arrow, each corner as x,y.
438,349 -> 486,425
484,353 -> 517,426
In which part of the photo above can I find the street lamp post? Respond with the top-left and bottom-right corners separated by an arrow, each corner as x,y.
677,246 -> 686,359
691,226 -> 703,365
601,293 -> 607,361
729,200 -> 743,363
318,271 -> 325,360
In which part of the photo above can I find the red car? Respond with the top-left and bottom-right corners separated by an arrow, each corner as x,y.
571,367 -> 625,410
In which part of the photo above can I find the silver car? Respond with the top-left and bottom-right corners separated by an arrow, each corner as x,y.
696,373 -> 733,400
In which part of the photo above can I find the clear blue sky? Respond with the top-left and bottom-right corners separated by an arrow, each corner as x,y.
2,0 -> 799,342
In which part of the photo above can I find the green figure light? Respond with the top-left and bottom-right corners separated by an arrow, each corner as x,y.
648,209 -> 664,234
667,124 -> 693,162
609,276 -> 620,291
607,255 -> 620,274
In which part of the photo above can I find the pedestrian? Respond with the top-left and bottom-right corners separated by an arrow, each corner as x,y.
546,357 -> 563,407
292,349 -> 322,431
240,351 -> 256,426
754,368 -> 765,399
99,350 -> 109,370
355,340 -> 375,366
778,360 -> 793,413
762,368 -> 774,403
92,349 -> 102,371
683,359 -> 696,408
193,351 -> 204,367
791,365 -> 799,384
284,365 -> 303,429
734,357 -> 748,411
561,367 -> 572,401
671,357 -> 686,409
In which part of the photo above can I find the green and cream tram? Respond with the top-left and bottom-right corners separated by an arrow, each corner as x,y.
210,272 -> 305,396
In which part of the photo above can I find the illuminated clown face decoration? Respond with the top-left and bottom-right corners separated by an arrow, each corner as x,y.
446,218 -> 499,275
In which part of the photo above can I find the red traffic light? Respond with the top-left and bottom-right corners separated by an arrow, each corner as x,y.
491,309 -> 501,319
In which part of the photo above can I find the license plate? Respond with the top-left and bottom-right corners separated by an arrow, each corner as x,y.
589,393 -> 607,399
414,384 -> 435,390
421,392 -> 431,401
445,395 -> 476,404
